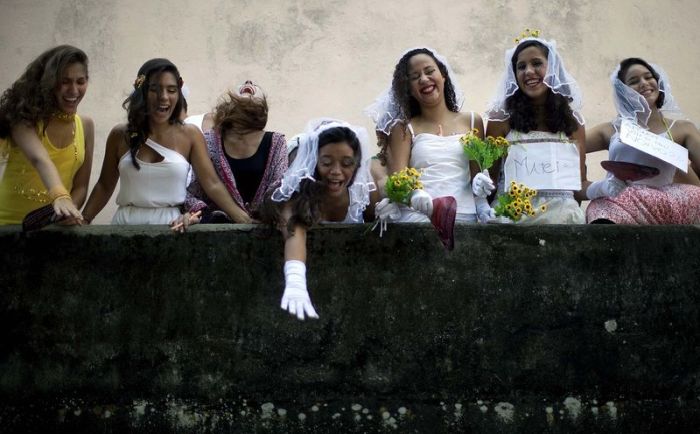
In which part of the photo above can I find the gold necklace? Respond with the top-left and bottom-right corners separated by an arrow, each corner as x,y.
53,111 -> 76,122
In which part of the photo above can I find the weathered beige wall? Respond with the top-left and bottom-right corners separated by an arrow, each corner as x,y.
2,0 -> 699,223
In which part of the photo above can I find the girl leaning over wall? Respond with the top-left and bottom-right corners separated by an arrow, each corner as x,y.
0,45 -> 94,225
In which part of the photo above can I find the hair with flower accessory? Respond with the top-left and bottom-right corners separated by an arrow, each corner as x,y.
610,58 -> 683,131
263,118 -> 376,232
133,74 -> 145,89
122,58 -> 184,169
485,31 -> 584,134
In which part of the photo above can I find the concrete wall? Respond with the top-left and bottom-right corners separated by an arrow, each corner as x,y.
2,0 -> 700,222
1,224 -> 700,432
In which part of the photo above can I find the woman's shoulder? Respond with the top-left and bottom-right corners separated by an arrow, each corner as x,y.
671,119 -> 697,132
109,123 -> 129,137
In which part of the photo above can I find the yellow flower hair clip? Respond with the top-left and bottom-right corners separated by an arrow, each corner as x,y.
133,74 -> 146,89
514,28 -> 542,44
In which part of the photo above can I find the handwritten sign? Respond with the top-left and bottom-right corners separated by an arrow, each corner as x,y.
620,119 -> 688,172
504,142 -> 581,191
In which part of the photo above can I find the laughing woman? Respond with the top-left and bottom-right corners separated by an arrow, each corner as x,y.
0,45 -> 94,225
182,80 -> 287,223
261,119 -> 379,320
365,47 -> 492,224
82,58 -> 250,226
485,33 -> 587,224
585,58 -> 700,224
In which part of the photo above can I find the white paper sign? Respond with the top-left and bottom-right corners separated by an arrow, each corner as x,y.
504,142 -> 581,191
620,119 -> 688,173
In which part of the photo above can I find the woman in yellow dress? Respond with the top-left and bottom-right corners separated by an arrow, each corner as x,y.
0,45 -> 94,225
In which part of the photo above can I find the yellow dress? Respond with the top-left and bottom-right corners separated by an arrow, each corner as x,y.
0,116 -> 85,225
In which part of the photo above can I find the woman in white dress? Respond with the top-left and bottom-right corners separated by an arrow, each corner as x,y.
485,34 -> 587,224
261,119 -> 379,320
82,58 -> 250,226
365,47 -> 493,224
585,58 -> 700,224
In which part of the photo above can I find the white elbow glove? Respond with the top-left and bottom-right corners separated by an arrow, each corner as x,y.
374,198 -> 401,237
410,189 -> 433,217
586,177 -> 626,200
472,169 -> 495,198
281,260 -> 319,321
475,196 -> 496,223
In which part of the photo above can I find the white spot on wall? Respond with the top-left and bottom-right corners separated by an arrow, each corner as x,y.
604,319 -> 618,333
606,401 -> 617,419
563,397 -> 582,420
494,402 -> 514,423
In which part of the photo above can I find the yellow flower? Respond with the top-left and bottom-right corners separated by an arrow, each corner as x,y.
540,205 -> 547,212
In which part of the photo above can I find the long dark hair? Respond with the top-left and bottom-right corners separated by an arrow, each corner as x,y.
505,40 -> 578,136
261,126 -> 361,234
122,58 -> 184,169
617,57 -> 665,109
0,45 -> 88,138
378,48 -> 459,164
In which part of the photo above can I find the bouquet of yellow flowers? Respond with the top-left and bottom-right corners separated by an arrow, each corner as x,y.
494,181 -> 546,222
385,167 -> 423,205
459,129 -> 509,172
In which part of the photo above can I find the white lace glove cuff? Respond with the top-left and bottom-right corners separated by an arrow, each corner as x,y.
472,169 -> 495,198
410,189 -> 433,217
282,260 -> 319,320
586,177 -> 626,200
374,198 -> 402,237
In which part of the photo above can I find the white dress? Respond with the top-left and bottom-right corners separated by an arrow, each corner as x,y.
398,124 -> 476,223
496,130 -> 584,224
112,138 -> 190,224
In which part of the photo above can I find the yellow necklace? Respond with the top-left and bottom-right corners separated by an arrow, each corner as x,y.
53,111 -> 76,122
661,117 -> 674,142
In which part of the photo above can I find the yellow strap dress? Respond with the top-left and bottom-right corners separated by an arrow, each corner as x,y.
0,116 -> 85,224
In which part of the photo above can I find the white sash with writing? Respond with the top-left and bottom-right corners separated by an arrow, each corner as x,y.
619,119 -> 688,173
504,141 -> 581,191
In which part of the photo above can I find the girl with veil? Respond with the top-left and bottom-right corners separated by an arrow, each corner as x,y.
364,47 -> 494,225
585,58 -> 700,224
261,119 -> 379,320
485,33 -> 588,224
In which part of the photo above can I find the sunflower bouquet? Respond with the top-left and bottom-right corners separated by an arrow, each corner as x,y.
494,181 -> 546,222
460,129 -> 509,172
385,167 -> 423,205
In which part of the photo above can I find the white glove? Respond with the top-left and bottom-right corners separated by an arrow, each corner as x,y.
475,196 -> 496,223
374,198 -> 401,237
410,189 -> 433,217
281,260 -> 319,320
471,169 -> 495,198
586,177 -> 626,200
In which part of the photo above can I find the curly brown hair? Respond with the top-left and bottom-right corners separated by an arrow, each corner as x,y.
213,91 -> 268,135
377,48 -> 459,164
505,40 -> 578,136
0,45 -> 88,138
